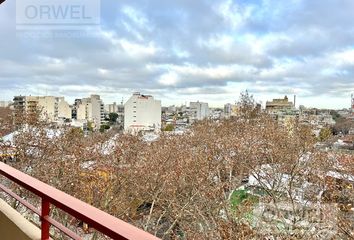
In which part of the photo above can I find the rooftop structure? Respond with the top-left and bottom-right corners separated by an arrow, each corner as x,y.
265,95 -> 295,112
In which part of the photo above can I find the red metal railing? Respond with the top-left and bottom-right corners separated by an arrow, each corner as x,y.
0,162 -> 160,240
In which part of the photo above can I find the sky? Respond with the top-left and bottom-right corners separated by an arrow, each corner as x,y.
0,0 -> 353,109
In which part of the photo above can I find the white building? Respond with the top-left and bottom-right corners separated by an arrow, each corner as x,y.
105,102 -> 118,113
124,92 -> 161,133
189,101 -> 209,121
13,96 -> 71,122
74,95 -> 105,129
57,98 -> 72,119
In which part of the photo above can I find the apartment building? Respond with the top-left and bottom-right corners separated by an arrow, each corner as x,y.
13,96 -> 71,122
105,102 -> 118,113
124,92 -> 161,133
57,98 -> 72,119
74,95 -> 105,129
189,101 -> 209,121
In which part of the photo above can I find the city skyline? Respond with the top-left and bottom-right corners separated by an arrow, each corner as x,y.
1,92 -> 353,110
1,0 -> 354,109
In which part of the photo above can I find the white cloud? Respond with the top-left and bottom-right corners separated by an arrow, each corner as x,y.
158,72 -> 179,86
332,49 -> 354,65
122,6 -> 151,30
0,0 -> 353,108
119,39 -> 159,58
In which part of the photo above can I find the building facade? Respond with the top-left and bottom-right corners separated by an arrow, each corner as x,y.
13,96 -> 71,123
73,95 -> 105,129
224,103 -> 240,118
124,92 -> 161,133
189,101 -> 209,121
265,96 -> 295,112
57,98 -> 72,119
105,102 -> 118,113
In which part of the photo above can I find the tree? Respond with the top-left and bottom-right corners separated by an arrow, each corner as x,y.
1,93 -> 352,239
236,90 -> 260,118
99,124 -> 110,133
319,127 -> 332,141
163,124 -> 174,131
0,107 -> 14,137
87,121 -> 94,132
330,110 -> 341,122
332,117 -> 354,135
108,113 -> 119,123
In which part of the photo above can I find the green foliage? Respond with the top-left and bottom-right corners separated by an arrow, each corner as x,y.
231,190 -> 259,208
319,127 -> 332,141
87,121 -> 94,132
100,124 -> 110,133
69,127 -> 83,136
231,190 -> 249,207
330,111 -> 341,122
108,113 -> 119,123
163,124 -> 175,131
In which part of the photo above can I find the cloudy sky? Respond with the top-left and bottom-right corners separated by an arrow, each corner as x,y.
0,0 -> 353,108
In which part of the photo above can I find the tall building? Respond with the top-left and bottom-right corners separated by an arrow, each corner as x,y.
265,96 -> 294,112
189,101 -> 209,121
124,92 -> 161,133
117,102 -> 124,124
74,95 -> 105,129
105,102 -> 118,113
13,96 -> 71,122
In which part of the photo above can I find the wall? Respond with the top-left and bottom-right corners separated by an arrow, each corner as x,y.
0,199 -> 41,240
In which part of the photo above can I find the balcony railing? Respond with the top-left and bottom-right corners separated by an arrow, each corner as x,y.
0,162 -> 160,240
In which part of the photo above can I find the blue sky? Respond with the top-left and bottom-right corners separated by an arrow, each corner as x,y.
0,0 -> 353,108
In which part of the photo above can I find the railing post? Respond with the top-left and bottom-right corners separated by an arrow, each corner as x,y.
41,198 -> 50,240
